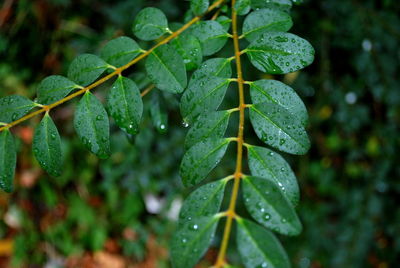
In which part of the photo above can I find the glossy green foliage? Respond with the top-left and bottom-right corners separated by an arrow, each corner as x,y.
100,36 -> 142,67
0,95 -> 35,123
246,32 -> 314,74
32,113 -> 62,177
250,79 -> 308,125
249,102 -> 310,154
242,8 -> 293,42
107,76 -> 143,135
180,138 -> 231,187
179,180 -> 227,226
190,0 -> 209,15
0,130 -> 16,192
171,215 -> 220,268
189,21 -> 229,56
171,32 -> 203,71
74,92 -> 110,159
68,54 -> 110,86
184,110 -> 231,149
216,16 -> 232,31
251,0 -> 292,11
146,44 -> 187,93
132,7 -> 169,41
36,75 -> 79,105
247,145 -> 299,206
150,93 -> 168,133
242,176 -> 302,235
237,218 -> 290,268
191,58 -> 232,80
234,0 -> 251,15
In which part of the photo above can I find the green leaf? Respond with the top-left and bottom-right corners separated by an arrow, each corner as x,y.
171,32 -> 203,71
107,76 -> 143,135
185,110 -> 231,149
242,8 -> 293,42
68,54 -> 110,86
180,76 -> 231,123
100,36 -> 142,67
74,92 -> 110,159
32,114 -> 62,177
236,218 -> 290,268
250,79 -> 308,126
171,215 -> 220,268
216,16 -> 232,32
246,32 -> 315,74
242,176 -> 302,235
150,93 -> 168,133
180,138 -> 231,187
247,145 -> 299,206
191,0 -> 209,15
145,44 -> 187,93
0,95 -> 36,124
249,102 -> 310,154
36,75 -> 79,105
179,180 -> 227,226
235,0 -> 251,15
251,0 -> 292,11
192,58 -> 232,80
189,21 -> 229,56
132,7 -> 169,41
0,130 -> 16,193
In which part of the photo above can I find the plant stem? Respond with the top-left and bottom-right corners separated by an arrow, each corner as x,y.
0,0 -> 226,133
214,0 -> 245,266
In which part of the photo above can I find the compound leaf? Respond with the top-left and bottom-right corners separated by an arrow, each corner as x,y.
0,130 -> 16,193
242,8 -> 293,42
189,21 -> 229,56
171,32 -> 203,71
0,95 -> 36,124
171,215 -> 220,268
74,92 -> 110,159
100,36 -> 142,67
132,7 -> 169,41
237,218 -> 290,268
185,110 -> 231,149
242,176 -> 302,235
36,75 -> 79,105
250,79 -> 308,126
180,138 -> 231,187
249,102 -> 310,155
146,44 -> 187,94
247,145 -> 299,206
191,0 -> 209,15
179,180 -> 227,226
68,54 -> 110,86
107,76 -> 143,135
181,76 -> 231,123
32,113 -> 62,177
246,32 -> 314,74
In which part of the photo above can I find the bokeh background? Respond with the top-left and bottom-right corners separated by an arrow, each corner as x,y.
0,0 -> 399,267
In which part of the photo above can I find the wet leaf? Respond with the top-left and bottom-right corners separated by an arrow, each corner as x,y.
36,75 -> 79,105
189,21 -> 229,56
251,0 -> 292,11
0,95 -> 36,124
0,130 -> 16,192
132,7 -> 169,41
107,76 -> 143,135
242,176 -> 302,235
74,92 -> 110,159
171,32 -> 203,71
32,113 -> 62,177
235,0 -> 251,15
191,0 -> 209,15
191,58 -> 232,80
100,36 -> 142,67
68,54 -> 110,86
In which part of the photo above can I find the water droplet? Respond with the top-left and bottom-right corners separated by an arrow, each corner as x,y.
96,115 -> 103,121
182,238 -> 187,243
264,213 -> 271,221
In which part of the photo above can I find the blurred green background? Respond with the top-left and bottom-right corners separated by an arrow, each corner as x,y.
0,0 -> 399,267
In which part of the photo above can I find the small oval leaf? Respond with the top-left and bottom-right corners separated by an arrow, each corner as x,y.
236,218 -> 290,268
0,95 -> 36,124
242,8 -> 293,42
0,130 -> 16,193
192,58 -> 232,80
171,32 -> 203,71
171,215 -> 220,268
100,36 -> 142,67
249,102 -> 310,155
146,44 -> 187,94
74,92 -> 110,159
190,0 -> 209,15
33,114 -> 63,177
36,75 -> 79,105
132,7 -> 169,41
180,138 -> 231,187
242,176 -> 302,235
235,0 -> 251,15
246,32 -> 314,74
189,21 -> 229,56
251,0 -> 292,11
68,54 -> 110,86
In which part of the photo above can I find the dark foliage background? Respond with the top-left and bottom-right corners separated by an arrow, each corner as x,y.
0,0 -> 399,267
